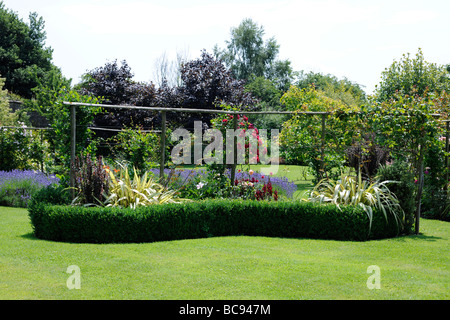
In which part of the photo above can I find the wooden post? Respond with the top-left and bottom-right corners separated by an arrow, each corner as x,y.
230,113 -> 238,185
415,147 -> 424,235
159,111 -> 166,181
445,121 -> 449,189
40,129 -> 44,172
70,103 -> 76,200
321,113 -> 326,180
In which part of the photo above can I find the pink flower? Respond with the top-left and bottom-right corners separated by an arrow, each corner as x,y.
222,119 -> 228,123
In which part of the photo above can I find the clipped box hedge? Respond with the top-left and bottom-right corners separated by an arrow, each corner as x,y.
27,199 -> 401,243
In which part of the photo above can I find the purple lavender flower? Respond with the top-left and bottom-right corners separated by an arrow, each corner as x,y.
150,168 -> 208,187
0,170 -> 60,207
150,167 -> 297,198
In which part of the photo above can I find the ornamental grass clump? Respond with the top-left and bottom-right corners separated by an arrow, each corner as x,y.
103,165 -> 189,209
308,172 -> 405,233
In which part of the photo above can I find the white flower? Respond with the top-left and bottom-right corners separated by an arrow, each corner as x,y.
196,182 -> 206,189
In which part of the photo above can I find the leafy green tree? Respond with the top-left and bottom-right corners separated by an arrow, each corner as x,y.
109,127 -> 161,173
296,71 -> 366,107
245,76 -> 281,106
363,91 -> 449,232
1,76 -> 47,170
29,67 -> 72,124
280,85 -> 361,181
244,76 -> 288,136
375,48 -> 450,102
214,18 -> 293,90
32,84 -> 102,171
0,2 -> 54,98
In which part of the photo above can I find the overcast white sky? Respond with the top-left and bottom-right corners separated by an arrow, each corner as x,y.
3,0 -> 450,94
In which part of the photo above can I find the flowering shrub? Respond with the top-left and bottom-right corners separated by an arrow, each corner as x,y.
210,106 -> 269,165
151,167 -> 296,201
0,170 -> 60,207
158,166 -> 233,200
234,169 -> 297,198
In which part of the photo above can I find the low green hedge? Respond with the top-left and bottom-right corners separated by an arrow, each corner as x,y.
27,199 -> 402,243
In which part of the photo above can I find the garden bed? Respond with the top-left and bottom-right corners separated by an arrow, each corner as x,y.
28,199 -> 401,243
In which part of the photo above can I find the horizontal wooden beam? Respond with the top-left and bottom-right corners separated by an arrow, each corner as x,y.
62,101 -> 445,118
62,101 -> 326,115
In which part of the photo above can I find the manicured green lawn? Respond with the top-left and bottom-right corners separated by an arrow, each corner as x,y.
0,206 -> 448,300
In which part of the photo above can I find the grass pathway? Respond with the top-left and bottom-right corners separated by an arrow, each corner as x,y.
0,206 -> 448,300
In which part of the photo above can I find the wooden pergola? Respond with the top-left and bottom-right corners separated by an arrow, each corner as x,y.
63,101 -> 450,235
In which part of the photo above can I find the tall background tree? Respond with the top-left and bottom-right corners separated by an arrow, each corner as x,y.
153,49 -> 190,88
0,2 -> 60,98
78,51 -> 257,130
296,71 -> 367,108
214,18 -> 295,135
76,60 -> 159,143
166,50 -> 258,128
370,48 -> 450,224
214,18 -> 294,91
179,50 -> 256,110
375,48 -> 450,103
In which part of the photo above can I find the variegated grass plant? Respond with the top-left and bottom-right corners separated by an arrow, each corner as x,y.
308,172 -> 405,233
103,165 -> 190,209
